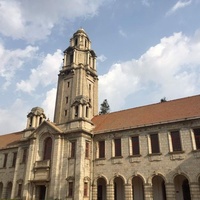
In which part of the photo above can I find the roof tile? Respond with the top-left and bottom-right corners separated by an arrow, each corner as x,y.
92,95 -> 200,134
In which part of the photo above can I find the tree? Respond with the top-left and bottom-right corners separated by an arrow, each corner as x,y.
99,99 -> 110,115
160,97 -> 167,103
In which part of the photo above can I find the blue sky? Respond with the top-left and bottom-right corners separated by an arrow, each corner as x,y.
1,0 -> 200,134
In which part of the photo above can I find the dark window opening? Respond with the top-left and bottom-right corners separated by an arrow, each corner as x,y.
86,107 -> 89,118
38,185 -> 46,200
17,184 -> 22,197
194,128 -> 200,150
114,138 -> 121,157
68,182 -> 73,197
12,152 -> 17,167
70,141 -> 76,158
150,134 -> 160,154
66,97 -> 68,104
22,149 -> 27,164
85,141 -> 90,158
29,116 -> 33,127
171,131 -> 182,151
64,110 -> 68,116
182,179 -> 191,200
3,153 -> 8,168
39,117 -> 43,125
75,38 -> 78,46
43,137 -> 52,160
84,182 -> 88,197
75,106 -> 78,118
99,141 -> 105,158
67,81 -> 70,87
70,54 -> 73,64
132,136 -> 140,155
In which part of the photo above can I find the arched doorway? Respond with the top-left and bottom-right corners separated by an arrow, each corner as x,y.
114,177 -> 125,200
97,178 -> 107,200
6,182 -> 12,199
43,137 -> 52,160
174,175 -> 191,200
152,176 -> 166,200
132,176 -> 144,200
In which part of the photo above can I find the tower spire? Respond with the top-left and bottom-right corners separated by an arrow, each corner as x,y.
54,29 -> 98,128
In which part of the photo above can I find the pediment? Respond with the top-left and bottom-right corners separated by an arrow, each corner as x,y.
28,120 -> 63,139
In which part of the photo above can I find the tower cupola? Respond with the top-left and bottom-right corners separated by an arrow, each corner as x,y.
26,107 -> 46,129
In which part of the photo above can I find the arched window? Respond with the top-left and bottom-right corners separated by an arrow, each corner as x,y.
43,137 -> 52,160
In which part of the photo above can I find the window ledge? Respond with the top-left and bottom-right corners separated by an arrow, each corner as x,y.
170,153 -> 185,161
111,156 -> 123,159
148,153 -> 162,156
192,149 -> 200,152
129,154 -> 142,158
169,151 -> 185,155
111,156 -> 123,164
148,153 -> 162,162
95,158 -> 106,161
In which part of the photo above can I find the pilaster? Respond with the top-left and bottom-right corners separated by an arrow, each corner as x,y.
144,183 -> 153,200
125,184 -> 133,200
165,183 -> 176,200
107,184 -> 114,200
190,183 -> 200,200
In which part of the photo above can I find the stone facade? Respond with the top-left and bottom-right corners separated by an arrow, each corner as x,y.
0,29 -> 200,200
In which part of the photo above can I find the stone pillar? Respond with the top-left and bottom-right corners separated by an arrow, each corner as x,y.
32,116 -> 36,128
93,57 -> 96,69
165,183 -> 176,200
92,184 -> 97,200
1,186 -> 7,199
125,184 -> 133,200
190,183 -> 200,200
144,184 -> 153,200
107,184 -> 114,200
79,104 -> 82,118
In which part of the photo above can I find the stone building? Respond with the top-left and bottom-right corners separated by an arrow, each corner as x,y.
0,28 -> 200,200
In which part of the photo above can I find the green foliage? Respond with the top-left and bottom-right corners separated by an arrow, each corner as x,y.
99,99 -> 110,115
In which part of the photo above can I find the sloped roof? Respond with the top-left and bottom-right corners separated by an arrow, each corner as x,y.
92,95 -> 200,134
0,131 -> 23,149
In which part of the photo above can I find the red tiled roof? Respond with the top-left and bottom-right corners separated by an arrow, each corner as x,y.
0,131 -> 23,149
92,95 -> 200,134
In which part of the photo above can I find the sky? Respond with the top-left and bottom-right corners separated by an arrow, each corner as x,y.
0,0 -> 200,135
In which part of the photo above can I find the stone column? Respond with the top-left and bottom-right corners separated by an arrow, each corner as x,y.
1,185 -> 7,199
107,184 -> 114,200
144,183 -> 153,200
165,183 -> 176,200
125,184 -> 133,200
190,183 -> 200,200
92,184 -> 97,200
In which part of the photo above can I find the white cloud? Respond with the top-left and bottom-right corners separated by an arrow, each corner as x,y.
0,0 -> 107,42
166,0 -> 192,16
16,49 -> 63,93
142,0 -> 151,7
0,43 -> 38,89
0,98 -> 28,134
99,32 -> 200,111
42,88 -> 57,121
97,54 -> 107,62
119,28 -> 127,38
